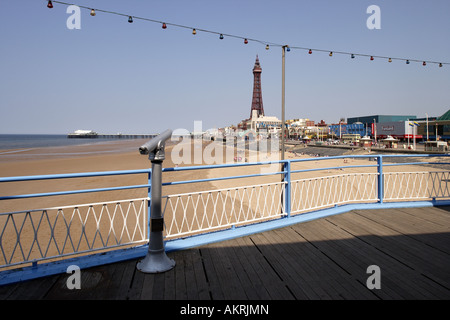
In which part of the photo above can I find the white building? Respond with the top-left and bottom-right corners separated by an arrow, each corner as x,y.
245,110 -> 282,133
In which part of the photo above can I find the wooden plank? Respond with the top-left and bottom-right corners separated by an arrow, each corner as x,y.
405,206 -> 450,227
325,210 -> 450,299
332,210 -> 450,285
221,240 -> 261,299
127,262 -> 146,299
189,249 -> 211,300
163,262 -> 176,300
198,245 -> 224,300
290,220 -> 380,299
138,272 -> 156,300
1,274 -> 59,299
233,235 -> 294,300
257,227 -> 336,299
208,240 -> 248,300
292,217 -> 406,299
249,231 -> 311,299
271,225 -> 377,300
173,250 -> 188,300
231,236 -> 272,299
151,273 -> 165,300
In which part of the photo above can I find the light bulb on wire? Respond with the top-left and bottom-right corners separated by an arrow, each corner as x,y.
90,9 -> 96,16
128,16 -> 133,23
162,23 -> 167,29
192,29 -> 196,35
47,1 -> 53,8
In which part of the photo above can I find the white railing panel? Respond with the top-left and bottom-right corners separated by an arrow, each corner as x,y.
384,171 -> 450,201
163,182 -> 285,239
0,198 -> 148,269
290,173 -> 378,214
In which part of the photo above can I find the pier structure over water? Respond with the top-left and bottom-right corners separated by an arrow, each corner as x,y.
68,130 -> 157,139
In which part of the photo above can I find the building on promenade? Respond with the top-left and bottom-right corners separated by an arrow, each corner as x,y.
416,109 -> 450,141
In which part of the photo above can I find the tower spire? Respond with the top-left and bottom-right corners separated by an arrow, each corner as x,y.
250,55 -> 264,118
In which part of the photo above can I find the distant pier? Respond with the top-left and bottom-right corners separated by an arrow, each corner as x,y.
68,132 -> 157,139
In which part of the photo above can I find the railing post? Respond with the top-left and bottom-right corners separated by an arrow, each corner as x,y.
377,155 -> 384,203
284,160 -> 291,217
147,170 -> 151,240
137,129 -> 175,274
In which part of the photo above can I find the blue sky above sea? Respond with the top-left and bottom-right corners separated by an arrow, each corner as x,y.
0,0 -> 449,135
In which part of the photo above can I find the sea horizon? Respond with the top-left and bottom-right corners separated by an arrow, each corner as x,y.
0,133 -> 124,150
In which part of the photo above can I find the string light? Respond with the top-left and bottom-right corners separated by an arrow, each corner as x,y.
219,34 -> 224,40
44,0 -> 448,68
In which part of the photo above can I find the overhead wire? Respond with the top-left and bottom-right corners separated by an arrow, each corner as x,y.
46,0 -> 448,67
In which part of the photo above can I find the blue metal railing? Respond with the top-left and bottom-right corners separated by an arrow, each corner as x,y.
1,153 -> 449,285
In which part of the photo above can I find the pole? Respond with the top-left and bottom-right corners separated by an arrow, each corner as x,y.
281,46 -> 286,161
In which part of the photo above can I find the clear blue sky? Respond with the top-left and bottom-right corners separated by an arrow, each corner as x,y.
1,0 -> 449,134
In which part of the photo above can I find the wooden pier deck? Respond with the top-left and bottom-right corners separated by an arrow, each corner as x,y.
1,206 -> 449,301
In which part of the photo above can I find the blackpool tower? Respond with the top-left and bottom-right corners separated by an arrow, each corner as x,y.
250,55 -> 265,118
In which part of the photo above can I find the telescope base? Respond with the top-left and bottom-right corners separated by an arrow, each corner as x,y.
136,248 -> 175,274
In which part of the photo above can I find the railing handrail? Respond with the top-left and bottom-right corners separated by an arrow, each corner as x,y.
1,153 -> 449,201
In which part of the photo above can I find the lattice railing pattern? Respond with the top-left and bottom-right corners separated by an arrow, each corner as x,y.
0,198 -> 147,268
384,171 -> 450,201
290,173 -> 379,214
163,182 -> 285,239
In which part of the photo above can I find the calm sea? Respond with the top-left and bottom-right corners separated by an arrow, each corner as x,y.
0,134 -> 119,150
